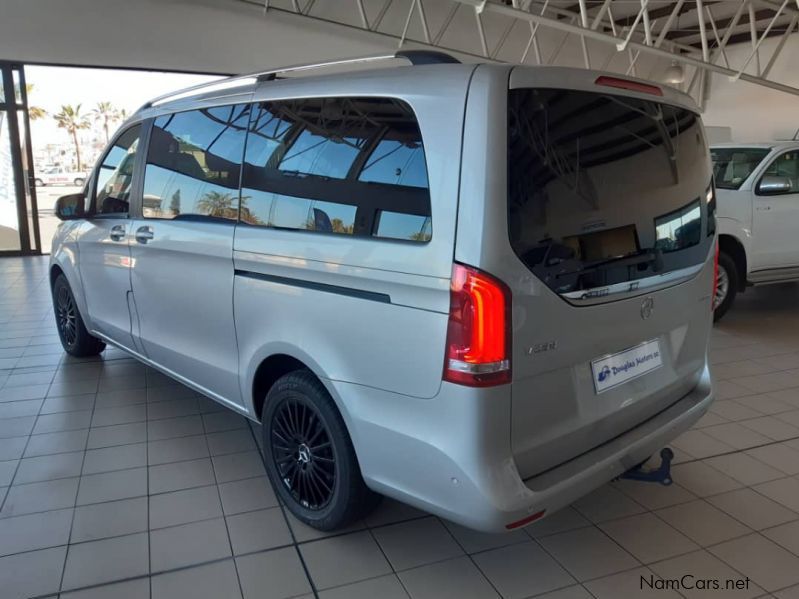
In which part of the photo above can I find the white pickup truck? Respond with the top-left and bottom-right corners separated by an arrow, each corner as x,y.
34,166 -> 87,187
712,141 -> 799,320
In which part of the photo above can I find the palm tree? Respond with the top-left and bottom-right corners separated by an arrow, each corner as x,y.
53,104 -> 90,171
90,101 -> 118,144
25,85 -> 46,121
197,190 -> 237,219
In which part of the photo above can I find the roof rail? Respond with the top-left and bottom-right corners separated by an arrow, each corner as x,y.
142,50 -> 460,109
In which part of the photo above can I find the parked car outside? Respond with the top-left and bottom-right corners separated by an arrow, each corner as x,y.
34,165 -> 87,187
711,142 -> 799,320
49,52 -> 716,533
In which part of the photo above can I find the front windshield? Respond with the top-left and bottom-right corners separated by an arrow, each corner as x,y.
711,147 -> 771,190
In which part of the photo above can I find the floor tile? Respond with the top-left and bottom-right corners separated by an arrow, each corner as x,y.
572,483 -> 647,523
300,530 -> 392,589
212,450 -> 266,483
149,517 -> 231,572
538,526 -> 639,581
710,533 -> 799,592
91,404 -> 146,427
149,484 -> 222,529
0,416 -> 35,439
0,459 -> 15,485
86,422 -> 147,449
146,414 -> 203,441
147,397 -> 199,420
39,394 -> 95,415
71,497 -> 148,543
0,398 -> 42,418
703,422 -> 773,450
671,460 -> 745,496
151,558 -> 242,599
218,475 -> 278,515
24,429 -> 88,457
372,517 -> 463,571
82,442 -> 147,475
672,429 -> 737,458
60,577 -> 150,599
203,410 -> 249,433
443,520 -> 529,553
612,479 -> 697,510
704,452 -> 787,485
76,467 -> 147,505
0,476 -> 79,517
147,434 -> 209,465
32,410 -> 92,434
399,556 -> 499,599
763,519 -> 799,556
148,456 -> 216,494
753,477 -> 799,512
237,547 -> 313,599
206,429 -> 256,455
655,499 -> 752,546
708,487 -> 799,530
363,497 -> 427,528
0,508 -> 73,556
599,512 -> 698,563
0,546 -> 66,599
472,541 -> 575,598
0,436 -> 28,461
14,450 -> 84,484
61,532 -> 149,591
226,506 -> 292,554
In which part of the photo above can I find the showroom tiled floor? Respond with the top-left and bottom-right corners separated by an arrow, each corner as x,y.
4,257 -> 799,598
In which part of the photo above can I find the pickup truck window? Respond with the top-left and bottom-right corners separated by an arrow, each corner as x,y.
711,148 -> 770,190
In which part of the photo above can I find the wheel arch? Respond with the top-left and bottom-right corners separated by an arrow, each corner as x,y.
718,234 -> 747,291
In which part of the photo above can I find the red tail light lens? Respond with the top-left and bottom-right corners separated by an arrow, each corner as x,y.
444,263 -> 511,387
595,75 -> 663,96
712,241 -> 719,311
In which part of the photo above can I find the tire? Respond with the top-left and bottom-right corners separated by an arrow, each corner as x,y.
713,251 -> 739,322
34,178 -> 44,187
73,178 -> 85,187
52,274 -> 106,357
262,370 -> 379,530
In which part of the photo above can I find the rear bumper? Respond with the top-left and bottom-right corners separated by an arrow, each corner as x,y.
329,364 -> 713,533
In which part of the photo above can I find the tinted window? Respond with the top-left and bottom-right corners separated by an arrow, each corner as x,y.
711,147 -> 771,190
762,151 -> 799,192
508,88 -> 713,299
94,125 -> 141,216
241,97 -> 431,242
143,105 -> 251,221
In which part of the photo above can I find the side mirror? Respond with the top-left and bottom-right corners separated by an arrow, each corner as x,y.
54,193 -> 86,221
757,175 -> 793,195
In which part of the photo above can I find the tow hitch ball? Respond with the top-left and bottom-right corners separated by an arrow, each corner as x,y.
618,448 -> 674,486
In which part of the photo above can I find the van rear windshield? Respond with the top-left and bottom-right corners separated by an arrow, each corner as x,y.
507,88 -> 713,301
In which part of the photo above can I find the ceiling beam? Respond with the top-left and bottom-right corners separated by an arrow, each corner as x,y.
666,8 -> 777,40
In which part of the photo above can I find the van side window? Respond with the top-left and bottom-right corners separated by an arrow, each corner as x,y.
93,125 -> 142,217
241,97 -> 432,242
142,105 -> 251,221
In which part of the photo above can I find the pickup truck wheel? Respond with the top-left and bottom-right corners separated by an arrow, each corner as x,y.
52,274 -> 106,356
34,178 -> 44,187
73,178 -> 85,186
713,252 -> 738,322
261,370 -> 380,530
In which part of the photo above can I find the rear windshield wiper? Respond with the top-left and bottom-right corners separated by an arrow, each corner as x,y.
555,249 -> 664,279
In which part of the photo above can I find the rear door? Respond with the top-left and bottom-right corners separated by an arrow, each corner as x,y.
129,104 -> 252,408
458,67 -> 715,478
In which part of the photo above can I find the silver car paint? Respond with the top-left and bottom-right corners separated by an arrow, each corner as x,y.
50,62 -> 715,532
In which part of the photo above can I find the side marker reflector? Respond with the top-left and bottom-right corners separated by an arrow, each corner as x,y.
505,509 -> 546,530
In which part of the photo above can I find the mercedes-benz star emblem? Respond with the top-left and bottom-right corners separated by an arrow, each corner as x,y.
641,297 -> 654,320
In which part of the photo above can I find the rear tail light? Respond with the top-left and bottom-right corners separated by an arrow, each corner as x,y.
712,241 -> 720,311
595,75 -> 663,96
444,263 -> 511,387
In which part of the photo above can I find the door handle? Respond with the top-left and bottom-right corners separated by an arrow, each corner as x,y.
135,226 -> 154,244
109,225 -> 126,242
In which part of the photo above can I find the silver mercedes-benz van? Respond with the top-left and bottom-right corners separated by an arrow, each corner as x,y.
50,51 -> 716,533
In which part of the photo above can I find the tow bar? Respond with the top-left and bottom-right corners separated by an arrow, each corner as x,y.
618,448 -> 674,486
